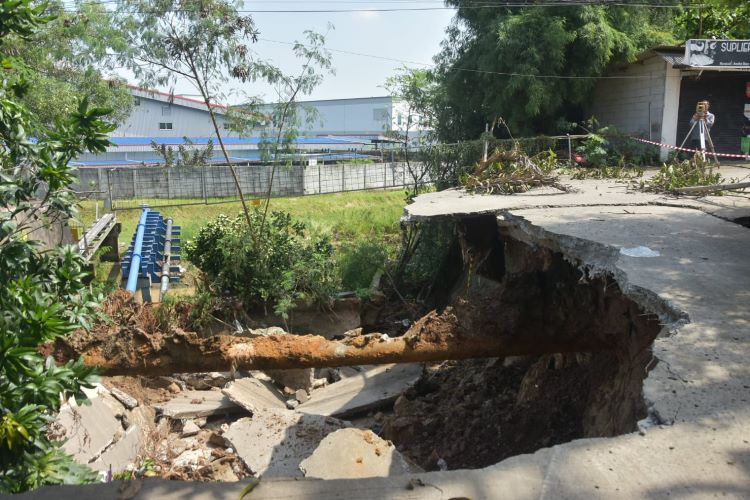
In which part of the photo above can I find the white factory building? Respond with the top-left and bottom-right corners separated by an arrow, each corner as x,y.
113,87 -> 427,141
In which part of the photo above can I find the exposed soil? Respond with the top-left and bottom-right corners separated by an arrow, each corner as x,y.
382,215 -> 663,471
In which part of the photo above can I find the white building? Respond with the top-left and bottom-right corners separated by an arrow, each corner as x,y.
114,86 -> 230,137
255,96 -> 429,142
115,88 -> 429,142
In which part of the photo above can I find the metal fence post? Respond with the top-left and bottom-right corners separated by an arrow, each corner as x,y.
363,162 -> 368,190
132,169 -> 137,199
318,164 -> 322,194
166,169 -> 171,199
567,134 -> 572,165
341,164 -> 345,192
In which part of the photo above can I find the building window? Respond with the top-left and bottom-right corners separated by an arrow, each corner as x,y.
159,122 -> 173,130
162,105 -> 171,116
397,113 -> 402,125
134,97 -> 141,106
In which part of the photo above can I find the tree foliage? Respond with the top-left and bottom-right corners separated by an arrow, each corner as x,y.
1,1 -> 115,492
432,2 -> 678,140
150,137 -> 215,168
2,0 -> 133,131
675,0 -> 750,40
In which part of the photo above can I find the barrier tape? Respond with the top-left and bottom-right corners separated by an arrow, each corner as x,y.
628,136 -> 750,159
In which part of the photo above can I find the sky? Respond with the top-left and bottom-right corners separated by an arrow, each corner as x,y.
119,2 -> 456,105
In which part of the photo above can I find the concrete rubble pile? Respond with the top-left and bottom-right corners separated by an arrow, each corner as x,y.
54,355 -> 422,482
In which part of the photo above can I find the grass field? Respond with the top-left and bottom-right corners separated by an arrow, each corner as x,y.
77,189 -> 410,252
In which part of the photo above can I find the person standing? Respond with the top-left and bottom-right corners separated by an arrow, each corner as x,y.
689,100 -> 715,152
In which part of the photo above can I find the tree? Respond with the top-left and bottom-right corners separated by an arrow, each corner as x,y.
432,2 -> 678,140
4,0 -> 133,132
1,1 -> 115,492
150,137 -> 215,168
384,67 -> 435,197
675,0 -> 750,39
115,0 -> 264,225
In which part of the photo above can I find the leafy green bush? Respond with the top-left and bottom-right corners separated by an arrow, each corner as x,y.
338,241 -> 388,294
185,209 -> 339,319
576,121 -> 659,168
1,2 -> 116,491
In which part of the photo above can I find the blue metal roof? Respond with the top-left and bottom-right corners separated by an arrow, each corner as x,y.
69,152 -> 373,167
109,136 -> 367,146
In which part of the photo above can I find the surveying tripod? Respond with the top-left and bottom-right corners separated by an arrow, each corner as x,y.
678,104 -> 719,166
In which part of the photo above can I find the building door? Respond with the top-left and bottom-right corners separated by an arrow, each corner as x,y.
676,73 -> 749,154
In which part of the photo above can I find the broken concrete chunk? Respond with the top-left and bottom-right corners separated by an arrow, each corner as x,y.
295,389 -> 310,404
221,377 -> 287,414
57,395 -> 122,464
223,409 -> 346,478
181,421 -> 200,437
299,428 -> 412,479
110,387 -> 138,410
154,390 -> 244,419
286,399 -> 299,410
297,364 -> 421,418
90,425 -> 143,473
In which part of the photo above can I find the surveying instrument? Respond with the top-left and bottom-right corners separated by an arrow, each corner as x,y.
679,100 -> 720,165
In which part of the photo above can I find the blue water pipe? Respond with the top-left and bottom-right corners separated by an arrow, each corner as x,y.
125,207 -> 149,293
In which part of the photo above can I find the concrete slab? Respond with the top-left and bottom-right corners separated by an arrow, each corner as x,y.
90,425 -> 143,473
297,363 -> 422,418
223,409 -> 346,478
154,390 -> 244,419
300,428 -> 412,479
57,395 -> 122,464
405,168 -> 750,223
221,377 -> 287,413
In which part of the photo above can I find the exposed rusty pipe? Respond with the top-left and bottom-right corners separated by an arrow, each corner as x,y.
63,311 -> 613,377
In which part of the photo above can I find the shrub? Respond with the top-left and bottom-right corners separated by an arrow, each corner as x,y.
339,241 -> 388,294
185,209 -> 339,319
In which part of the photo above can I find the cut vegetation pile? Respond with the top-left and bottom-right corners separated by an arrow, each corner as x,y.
461,148 -> 569,195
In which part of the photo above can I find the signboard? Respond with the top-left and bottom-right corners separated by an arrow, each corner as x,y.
685,39 -> 750,68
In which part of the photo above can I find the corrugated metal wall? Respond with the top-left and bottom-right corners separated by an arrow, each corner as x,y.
113,97 -> 230,137
589,55 -> 668,138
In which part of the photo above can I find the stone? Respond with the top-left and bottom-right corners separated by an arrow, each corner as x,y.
265,368 -> 315,392
181,421 -> 201,437
210,460 -> 239,482
223,409 -> 346,478
180,372 -> 233,390
221,377 -> 287,414
295,389 -> 310,404
296,364 -> 422,418
155,391 -> 244,419
110,387 -> 139,410
286,399 -> 299,409
167,382 -> 181,394
299,428 -> 412,479
57,395 -> 122,464
90,426 -> 144,473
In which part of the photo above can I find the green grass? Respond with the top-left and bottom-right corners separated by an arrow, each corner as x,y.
77,190 -> 409,252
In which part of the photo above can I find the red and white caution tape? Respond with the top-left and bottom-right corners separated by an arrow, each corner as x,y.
628,136 -> 750,159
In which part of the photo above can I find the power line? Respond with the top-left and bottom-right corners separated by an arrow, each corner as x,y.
60,1 -> 701,13
258,37 -> 684,80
